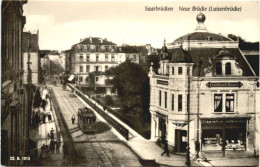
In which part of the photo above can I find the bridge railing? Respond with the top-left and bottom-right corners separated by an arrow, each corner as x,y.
67,84 -> 129,140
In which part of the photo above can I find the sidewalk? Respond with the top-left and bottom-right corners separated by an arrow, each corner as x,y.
69,84 -> 259,167
34,86 -> 66,166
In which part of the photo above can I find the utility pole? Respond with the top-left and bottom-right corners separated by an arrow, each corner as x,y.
185,34 -> 191,167
196,60 -> 202,158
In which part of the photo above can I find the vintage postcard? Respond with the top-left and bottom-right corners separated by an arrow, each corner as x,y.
1,0 -> 259,166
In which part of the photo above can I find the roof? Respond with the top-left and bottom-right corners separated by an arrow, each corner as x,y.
172,32 -> 232,44
245,55 -> 259,76
22,32 -> 38,52
78,37 -> 116,45
118,46 -> 139,53
39,50 -> 59,56
169,47 -> 255,76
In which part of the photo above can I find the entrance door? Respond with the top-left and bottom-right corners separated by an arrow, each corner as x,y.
175,130 -> 187,152
159,118 -> 166,139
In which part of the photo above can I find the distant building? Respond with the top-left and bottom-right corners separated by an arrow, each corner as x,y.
118,45 -> 140,64
39,50 -> 60,78
22,31 -> 40,85
149,13 -> 259,156
69,37 -> 118,94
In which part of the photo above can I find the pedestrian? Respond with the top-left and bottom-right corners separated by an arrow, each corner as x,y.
50,140 -> 55,154
48,112 -> 52,122
63,143 -> 68,159
50,128 -> 55,141
42,113 -> 46,124
56,139 -> 60,154
40,144 -> 45,159
161,140 -> 170,157
71,115 -> 75,124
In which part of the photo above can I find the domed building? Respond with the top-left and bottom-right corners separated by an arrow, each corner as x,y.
149,13 -> 259,155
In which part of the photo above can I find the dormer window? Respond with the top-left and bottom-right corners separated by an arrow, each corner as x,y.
216,62 -> 222,75
225,63 -> 231,75
178,67 -> 182,75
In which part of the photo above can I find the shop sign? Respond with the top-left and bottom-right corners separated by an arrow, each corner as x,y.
206,82 -> 243,88
157,80 -> 168,86
202,118 -> 247,125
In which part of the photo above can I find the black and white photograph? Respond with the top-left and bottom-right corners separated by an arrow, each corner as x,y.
1,0 -> 259,166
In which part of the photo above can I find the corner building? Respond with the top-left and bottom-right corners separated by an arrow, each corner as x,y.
149,13 -> 259,155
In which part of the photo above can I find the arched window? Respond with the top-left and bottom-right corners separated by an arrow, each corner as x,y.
216,62 -> 222,75
225,63 -> 231,75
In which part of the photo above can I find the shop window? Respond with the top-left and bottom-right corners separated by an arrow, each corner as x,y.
172,94 -> 174,111
225,63 -> 231,75
159,90 -> 162,106
86,55 -> 90,62
96,54 -> 99,62
226,94 -> 234,112
172,67 -> 174,75
216,62 -> 222,75
86,65 -> 90,72
80,66 -> 83,72
178,67 -> 182,75
165,92 -> 167,109
178,95 -> 182,111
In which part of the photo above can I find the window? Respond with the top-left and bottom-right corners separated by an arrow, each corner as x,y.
178,67 -> 182,75
80,54 -> 83,60
159,90 -> 162,106
80,76 -> 83,82
87,45 -> 90,51
105,65 -> 108,71
86,65 -> 90,72
86,55 -> 90,62
105,46 -> 109,52
214,94 -> 222,112
226,94 -> 234,112
95,66 -> 99,72
96,54 -> 99,62
105,54 -> 108,62
133,55 -> 136,60
96,45 -> 99,52
165,92 -> 167,108
172,67 -> 174,75
112,55 -> 115,62
95,77 -> 99,82
225,63 -> 231,75
172,94 -> 174,111
178,95 -> 182,111
216,62 -> 222,75
206,36 -> 213,41
80,66 -> 83,72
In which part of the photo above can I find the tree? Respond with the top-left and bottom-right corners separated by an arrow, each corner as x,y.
105,60 -> 150,117
228,34 -> 259,50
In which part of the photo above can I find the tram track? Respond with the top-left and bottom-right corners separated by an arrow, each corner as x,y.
53,86 -> 118,166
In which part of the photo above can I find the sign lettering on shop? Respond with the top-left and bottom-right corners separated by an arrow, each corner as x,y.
206,82 -> 243,88
157,80 -> 168,86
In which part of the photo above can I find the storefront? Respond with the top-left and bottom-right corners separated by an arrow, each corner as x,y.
201,117 -> 249,151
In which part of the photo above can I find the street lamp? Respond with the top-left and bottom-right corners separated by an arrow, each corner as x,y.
185,34 -> 191,167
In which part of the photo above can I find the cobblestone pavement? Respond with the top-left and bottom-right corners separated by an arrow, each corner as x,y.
52,85 -> 141,166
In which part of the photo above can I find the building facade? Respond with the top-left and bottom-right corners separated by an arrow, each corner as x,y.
1,0 -> 33,165
70,37 -> 118,92
149,13 -> 259,155
22,31 -> 40,85
118,45 -> 140,64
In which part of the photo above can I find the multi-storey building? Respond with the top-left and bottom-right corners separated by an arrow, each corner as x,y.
118,45 -> 140,64
70,37 -> 118,93
1,0 -> 32,165
22,31 -> 40,85
149,13 -> 259,156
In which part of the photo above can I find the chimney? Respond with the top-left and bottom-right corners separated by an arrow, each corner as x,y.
100,38 -> 103,43
89,36 -> 92,43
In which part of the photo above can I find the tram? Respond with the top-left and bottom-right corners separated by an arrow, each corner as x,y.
77,107 -> 97,133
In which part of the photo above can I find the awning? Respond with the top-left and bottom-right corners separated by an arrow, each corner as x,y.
68,75 -> 75,81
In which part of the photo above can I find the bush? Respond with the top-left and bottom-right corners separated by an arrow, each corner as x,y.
104,95 -> 114,106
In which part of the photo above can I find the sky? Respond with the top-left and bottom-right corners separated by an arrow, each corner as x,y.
23,0 -> 260,51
